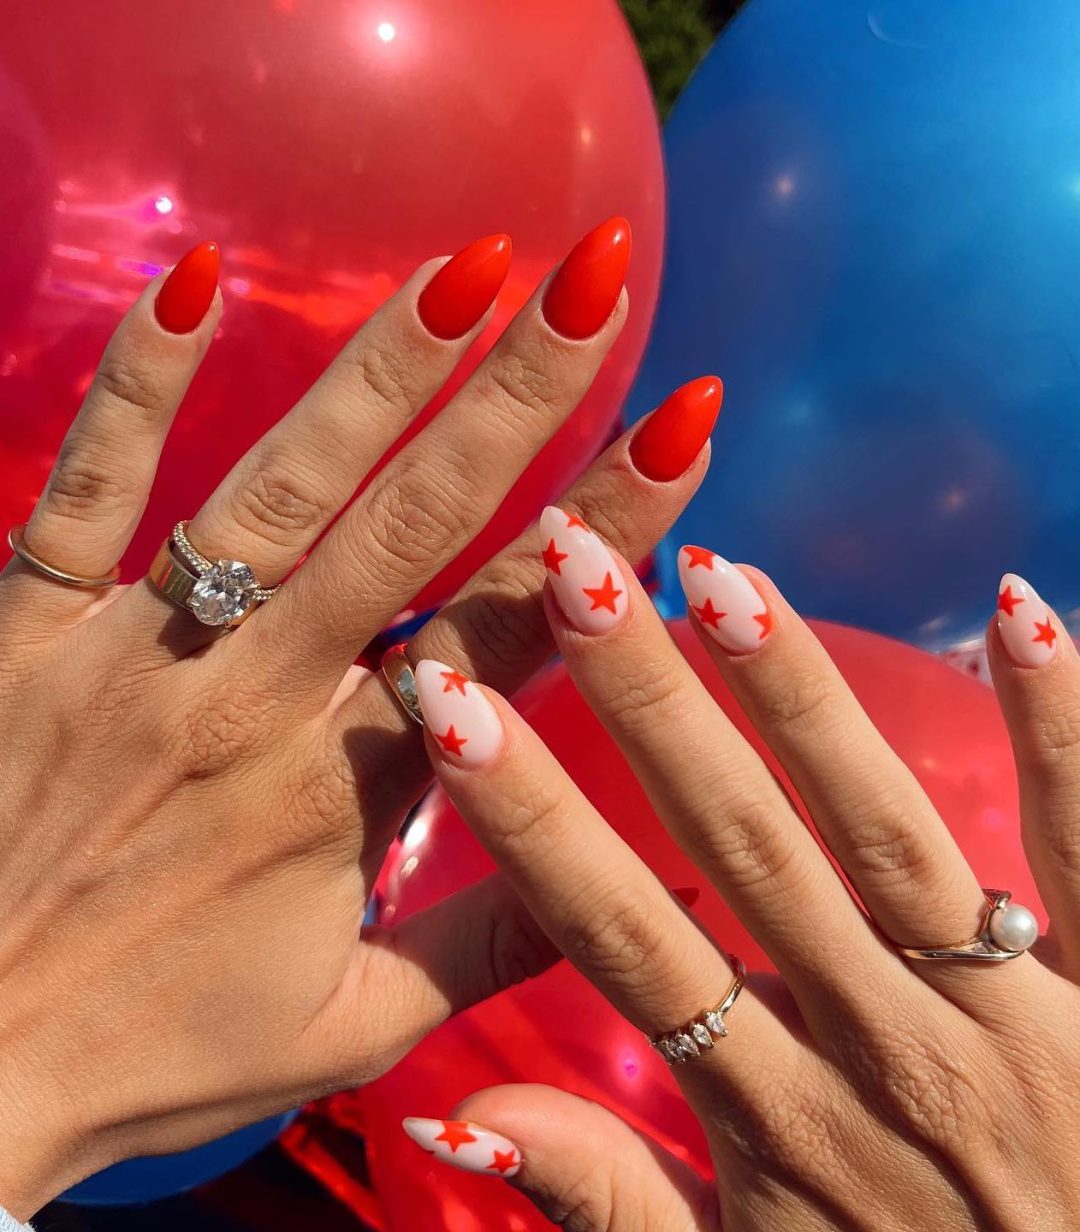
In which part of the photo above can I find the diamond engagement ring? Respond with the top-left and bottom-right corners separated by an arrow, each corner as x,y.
149,521 -> 279,628
897,888 -> 1039,962
650,955 -> 747,1064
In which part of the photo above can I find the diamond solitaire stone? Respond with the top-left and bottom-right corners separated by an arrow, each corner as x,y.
189,560 -> 260,626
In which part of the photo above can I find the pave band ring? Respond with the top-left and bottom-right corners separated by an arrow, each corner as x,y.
897,888 -> 1039,962
149,521 -> 278,628
651,954 -> 747,1064
381,642 -> 424,725
7,524 -> 121,589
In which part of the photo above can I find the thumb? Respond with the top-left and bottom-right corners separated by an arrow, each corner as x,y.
402,1083 -> 718,1232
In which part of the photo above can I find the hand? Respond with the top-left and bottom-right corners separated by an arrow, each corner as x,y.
0,223 -> 720,1218
407,511 -> 1080,1231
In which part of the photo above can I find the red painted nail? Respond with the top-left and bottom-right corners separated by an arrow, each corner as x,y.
672,886 -> 700,907
542,216 -> 632,340
417,234 -> 512,340
154,241 -> 220,335
629,376 -> 724,482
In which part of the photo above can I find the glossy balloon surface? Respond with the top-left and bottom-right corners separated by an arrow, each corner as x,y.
0,0 -> 663,612
364,618 -> 1038,1229
632,0 -> 1080,647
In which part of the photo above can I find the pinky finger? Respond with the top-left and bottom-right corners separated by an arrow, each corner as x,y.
4,242 -> 220,607
405,1083 -> 718,1231
989,573 -> 1080,971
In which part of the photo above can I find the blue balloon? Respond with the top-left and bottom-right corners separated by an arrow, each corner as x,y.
62,1112 -> 294,1206
634,0 -> 1080,646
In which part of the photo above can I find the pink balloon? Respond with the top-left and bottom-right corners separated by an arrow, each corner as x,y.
362,619 -> 1040,1229
0,0 -> 663,610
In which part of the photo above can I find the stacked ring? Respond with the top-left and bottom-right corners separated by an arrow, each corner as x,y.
149,521 -> 278,629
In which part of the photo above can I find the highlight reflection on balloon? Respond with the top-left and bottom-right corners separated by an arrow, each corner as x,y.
363,618 -> 1040,1230
0,0 -> 664,612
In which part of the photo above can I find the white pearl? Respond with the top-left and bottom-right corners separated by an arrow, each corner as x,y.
988,902 -> 1039,953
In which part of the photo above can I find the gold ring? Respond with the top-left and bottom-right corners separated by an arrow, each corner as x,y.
7,524 -> 121,589
381,642 -> 424,725
149,521 -> 278,629
897,888 -> 1039,962
651,954 -> 747,1063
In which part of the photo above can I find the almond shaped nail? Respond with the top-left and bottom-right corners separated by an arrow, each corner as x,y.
403,1117 -> 522,1177
541,216 -> 631,340
539,506 -> 627,634
677,545 -> 772,653
154,241 -> 219,334
997,573 -> 1058,667
417,233 -> 512,340
414,659 -> 503,767
629,375 -> 723,482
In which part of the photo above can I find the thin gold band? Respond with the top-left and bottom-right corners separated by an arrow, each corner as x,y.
651,954 -> 747,1063
6,524 -> 120,589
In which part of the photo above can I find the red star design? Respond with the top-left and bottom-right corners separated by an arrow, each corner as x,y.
582,571 -> 623,614
692,597 -> 725,627
435,725 -> 469,757
487,1148 -> 519,1174
754,612 -> 773,639
682,546 -> 716,570
440,670 -> 469,695
542,538 -> 569,575
998,586 -> 1024,617
565,513 -> 590,530
1033,619 -> 1057,648
435,1121 -> 478,1153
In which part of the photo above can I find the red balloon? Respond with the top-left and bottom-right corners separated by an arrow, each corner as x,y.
0,1 -> 663,609
363,619 -> 1042,1230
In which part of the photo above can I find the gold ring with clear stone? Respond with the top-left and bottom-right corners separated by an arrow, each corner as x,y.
651,954 -> 747,1064
380,643 -> 424,725
149,521 -> 279,628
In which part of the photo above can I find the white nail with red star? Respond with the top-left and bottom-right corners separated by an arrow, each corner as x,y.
402,1117 -> 523,1178
414,659 -> 504,768
997,573 -> 1058,668
539,505 -> 626,634
677,545 -> 772,653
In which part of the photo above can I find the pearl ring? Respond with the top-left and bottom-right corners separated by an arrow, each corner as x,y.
898,889 -> 1038,962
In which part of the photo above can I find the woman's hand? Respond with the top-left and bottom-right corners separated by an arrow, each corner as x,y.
408,509 -> 1080,1230
0,224 -> 720,1219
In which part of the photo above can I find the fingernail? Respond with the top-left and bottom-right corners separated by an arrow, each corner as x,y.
540,506 -> 627,634
629,376 -> 724,482
997,573 -> 1059,667
678,546 -> 772,653
672,886 -> 700,907
414,660 -> 503,768
417,234 -> 512,340
154,241 -> 220,334
541,216 -> 631,340
402,1117 -> 522,1178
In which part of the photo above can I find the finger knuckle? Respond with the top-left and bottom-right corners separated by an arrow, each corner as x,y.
485,351 -> 558,425
93,353 -> 170,421
840,802 -> 939,889
755,669 -> 837,736
703,794 -> 803,896
1028,698 -> 1080,767
434,573 -> 548,681
233,462 -> 331,545
561,888 -> 669,983
45,444 -> 131,519
337,339 -> 416,416
361,459 -> 476,581
598,655 -> 688,737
